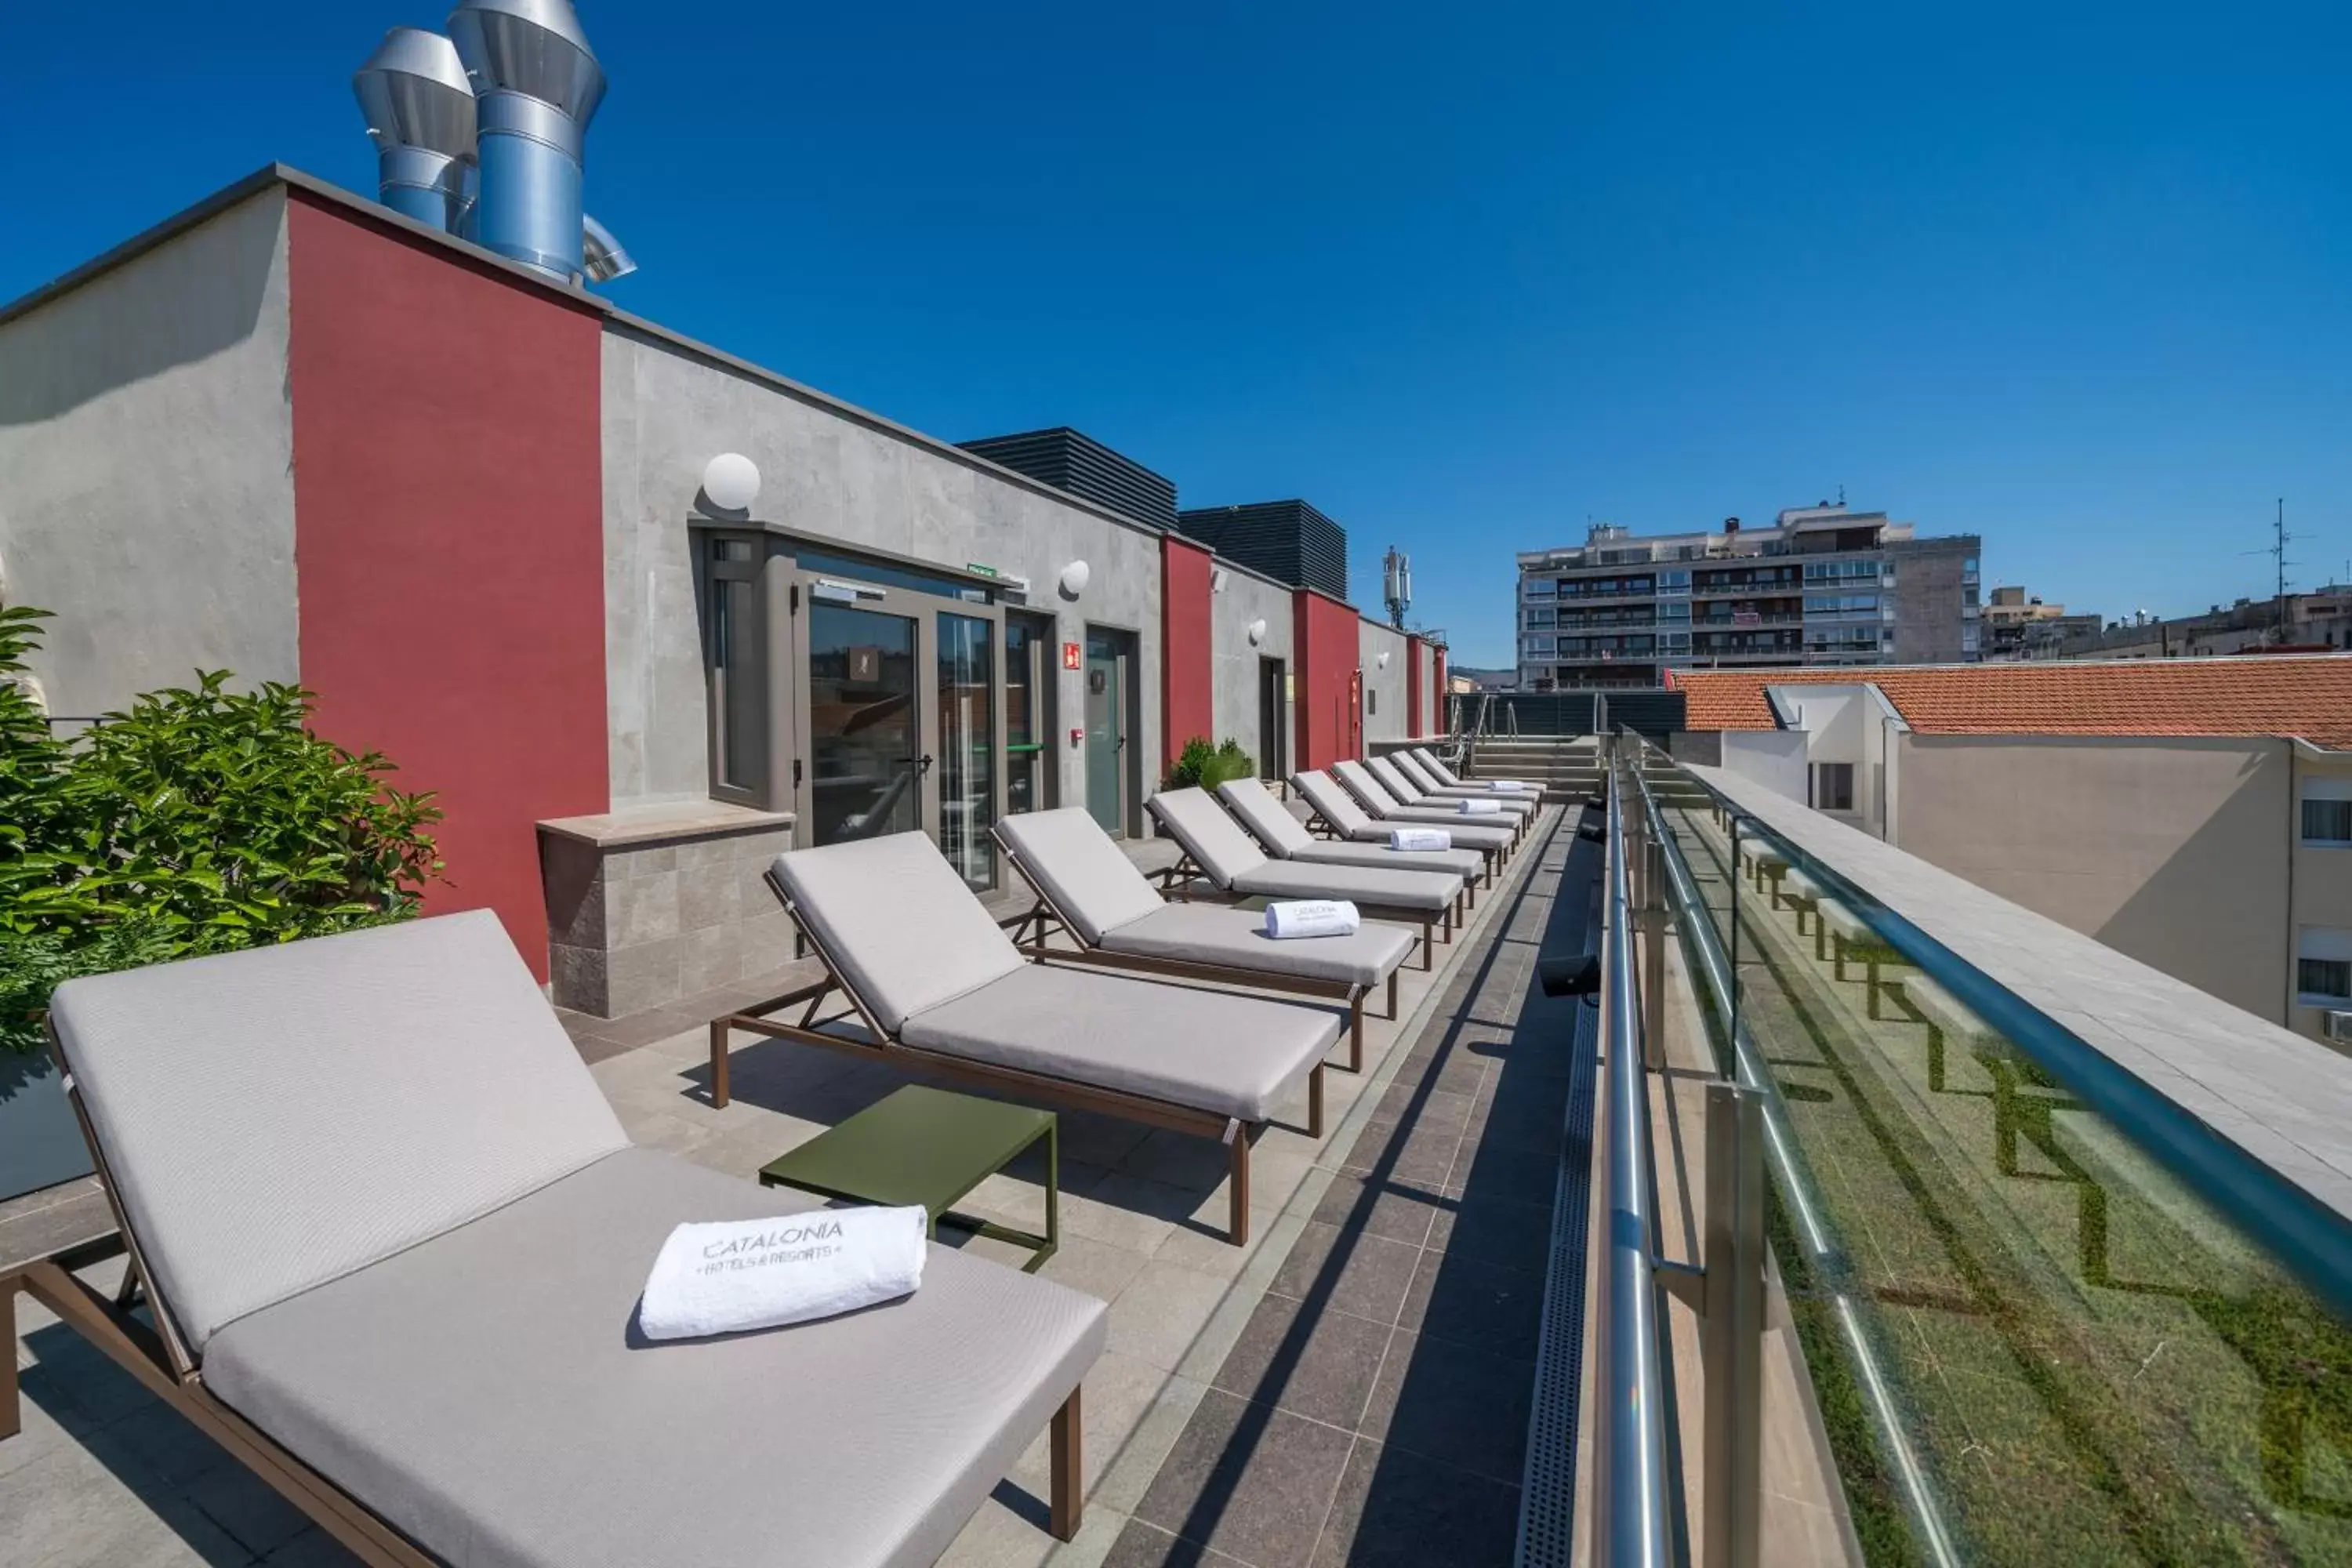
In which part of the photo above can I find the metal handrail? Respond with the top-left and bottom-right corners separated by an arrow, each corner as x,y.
1622,739 -> 1962,1568
1598,754 -> 1675,1568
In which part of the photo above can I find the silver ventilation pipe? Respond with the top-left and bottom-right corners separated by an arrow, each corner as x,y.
353,27 -> 477,234
445,0 -> 612,283
581,213 -> 636,281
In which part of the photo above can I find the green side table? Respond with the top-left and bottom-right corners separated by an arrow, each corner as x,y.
757,1085 -> 1058,1272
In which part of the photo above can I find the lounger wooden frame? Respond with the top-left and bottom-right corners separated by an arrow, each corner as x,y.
711,873 -> 1327,1248
17,1023 -> 1087,1559
989,826 -> 1404,1075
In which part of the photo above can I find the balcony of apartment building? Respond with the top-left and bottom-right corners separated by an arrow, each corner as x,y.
1558,577 -> 1660,602
1694,568 -> 1805,597
1556,606 -> 1661,631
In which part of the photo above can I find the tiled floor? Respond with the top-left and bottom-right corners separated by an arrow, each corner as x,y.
1108,826 -> 1601,1567
2,816 -> 1595,1568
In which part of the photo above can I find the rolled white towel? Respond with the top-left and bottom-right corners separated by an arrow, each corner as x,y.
1389,827 -> 1454,852
638,1206 -> 927,1341
1457,797 -> 1504,815
1264,899 -> 1362,938
1488,780 -> 1530,793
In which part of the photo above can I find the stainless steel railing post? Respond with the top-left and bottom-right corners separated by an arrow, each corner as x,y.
1700,1083 -> 1766,1568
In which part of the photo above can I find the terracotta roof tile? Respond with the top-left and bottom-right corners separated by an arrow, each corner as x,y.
1666,655 -> 2352,749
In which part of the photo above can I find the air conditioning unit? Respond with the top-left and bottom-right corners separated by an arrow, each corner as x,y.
2325,1011 -> 2352,1046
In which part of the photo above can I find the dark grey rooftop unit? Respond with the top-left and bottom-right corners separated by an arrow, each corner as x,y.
1175,500 -> 1348,601
956,427 -> 1177,532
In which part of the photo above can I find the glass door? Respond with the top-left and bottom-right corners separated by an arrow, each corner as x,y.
934,612 -> 996,890
1004,612 -> 1056,816
1084,627 -> 1129,837
805,602 -> 921,846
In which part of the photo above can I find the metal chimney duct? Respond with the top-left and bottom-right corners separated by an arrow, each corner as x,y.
446,0 -> 608,282
353,27 -> 477,234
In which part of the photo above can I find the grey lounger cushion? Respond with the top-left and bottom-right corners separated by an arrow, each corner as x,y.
1331,760 -> 1511,829
902,964 -> 1335,1122
205,1147 -> 1105,1568
1218,778 -> 1485,880
1292,770 -> 1515,851
1365,755 -> 1532,818
1231,859 -> 1461,913
47,911 -> 632,1353
1392,750 -> 1526,801
770,832 -> 1029,1033
995,807 -> 1166,945
1145,786 -> 1276,887
1150,786 -> 1461,909
1414,747 -> 1528,790
1101,903 -> 1414,988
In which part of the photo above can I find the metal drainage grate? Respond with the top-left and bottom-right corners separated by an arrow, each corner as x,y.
1516,990 -> 1602,1567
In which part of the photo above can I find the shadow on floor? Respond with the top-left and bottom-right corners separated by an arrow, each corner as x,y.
1120,811 -> 1603,1567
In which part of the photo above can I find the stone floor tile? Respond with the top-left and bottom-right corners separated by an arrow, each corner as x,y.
1101,1517 -> 1250,1566
1396,1251 -> 1544,1360
1312,1439 -> 1521,1566
1308,1171 -> 1443,1249
1356,1330 -> 1534,1484
1267,1221 -> 1423,1327
1108,1259 -> 1235,1371
1132,1388 -> 1358,1568
1209,1294 -> 1393,1431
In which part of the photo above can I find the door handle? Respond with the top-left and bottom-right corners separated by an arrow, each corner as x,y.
916,754 -> 935,775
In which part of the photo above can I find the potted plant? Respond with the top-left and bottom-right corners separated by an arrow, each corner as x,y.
0,607 -> 441,1203
1164,735 -> 1256,792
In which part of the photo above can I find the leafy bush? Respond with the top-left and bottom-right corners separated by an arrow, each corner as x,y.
0,608 -> 441,1054
1164,736 -> 1257,791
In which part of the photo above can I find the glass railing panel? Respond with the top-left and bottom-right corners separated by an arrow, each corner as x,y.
1634,752 -> 2352,1567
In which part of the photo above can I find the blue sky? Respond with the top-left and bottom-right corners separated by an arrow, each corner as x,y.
5,2 -> 2347,666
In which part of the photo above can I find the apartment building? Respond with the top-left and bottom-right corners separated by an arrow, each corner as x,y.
2041,584 -> 2352,661
1982,584 -> 2103,659
1667,655 -> 2352,1047
1515,503 -> 1980,689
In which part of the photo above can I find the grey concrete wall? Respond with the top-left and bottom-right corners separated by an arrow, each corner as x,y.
1359,619 -> 1408,742
0,189 -> 296,713
1888,537 -> 1976,663
601,325 -> 1165,811
1210,564 -> 1293,774
1894,734 -> 2291,1023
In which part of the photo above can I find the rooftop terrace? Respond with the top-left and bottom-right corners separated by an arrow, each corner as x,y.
7,740 -> 2350,1566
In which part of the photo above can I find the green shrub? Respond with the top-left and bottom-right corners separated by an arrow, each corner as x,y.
1164,735 -> 1256,791
0,608 -> 441,1054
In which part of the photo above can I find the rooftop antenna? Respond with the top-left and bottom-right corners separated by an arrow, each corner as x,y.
1381,546 -> 1412,630
2238,499 -> 2299,644
1837,483 -> 1846,507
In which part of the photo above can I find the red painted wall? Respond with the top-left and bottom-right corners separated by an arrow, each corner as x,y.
1161,535 -> 1215,774
285,195 -> 610,979
1406,637 -> 1425,736
1291,590 -> 1363,770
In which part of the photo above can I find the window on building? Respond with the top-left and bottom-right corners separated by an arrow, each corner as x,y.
1524,577 -> 1555,599
1523,606 -> 1555,629
703,535 -> 769,807
2303,782 -> 2352,845
1658,570 -> 1691,594
1810,762 -> 1856,812
2299,927 -> 2352,1004
1524,634 -> 1555,658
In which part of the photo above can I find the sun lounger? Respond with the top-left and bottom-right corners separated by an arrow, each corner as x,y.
1330,760 -> 1530,848
993,808 -> 1414,1071
1145,788 -> 1467,967
1392,748 -> 1536,805
720,831 -> 1336,1244
1362,754 -> 1535,825
1290,770 -> 1517,858
30,910 -> 1105,1567
1216,776 -> 1491,893
1409,746 -> 1533,793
